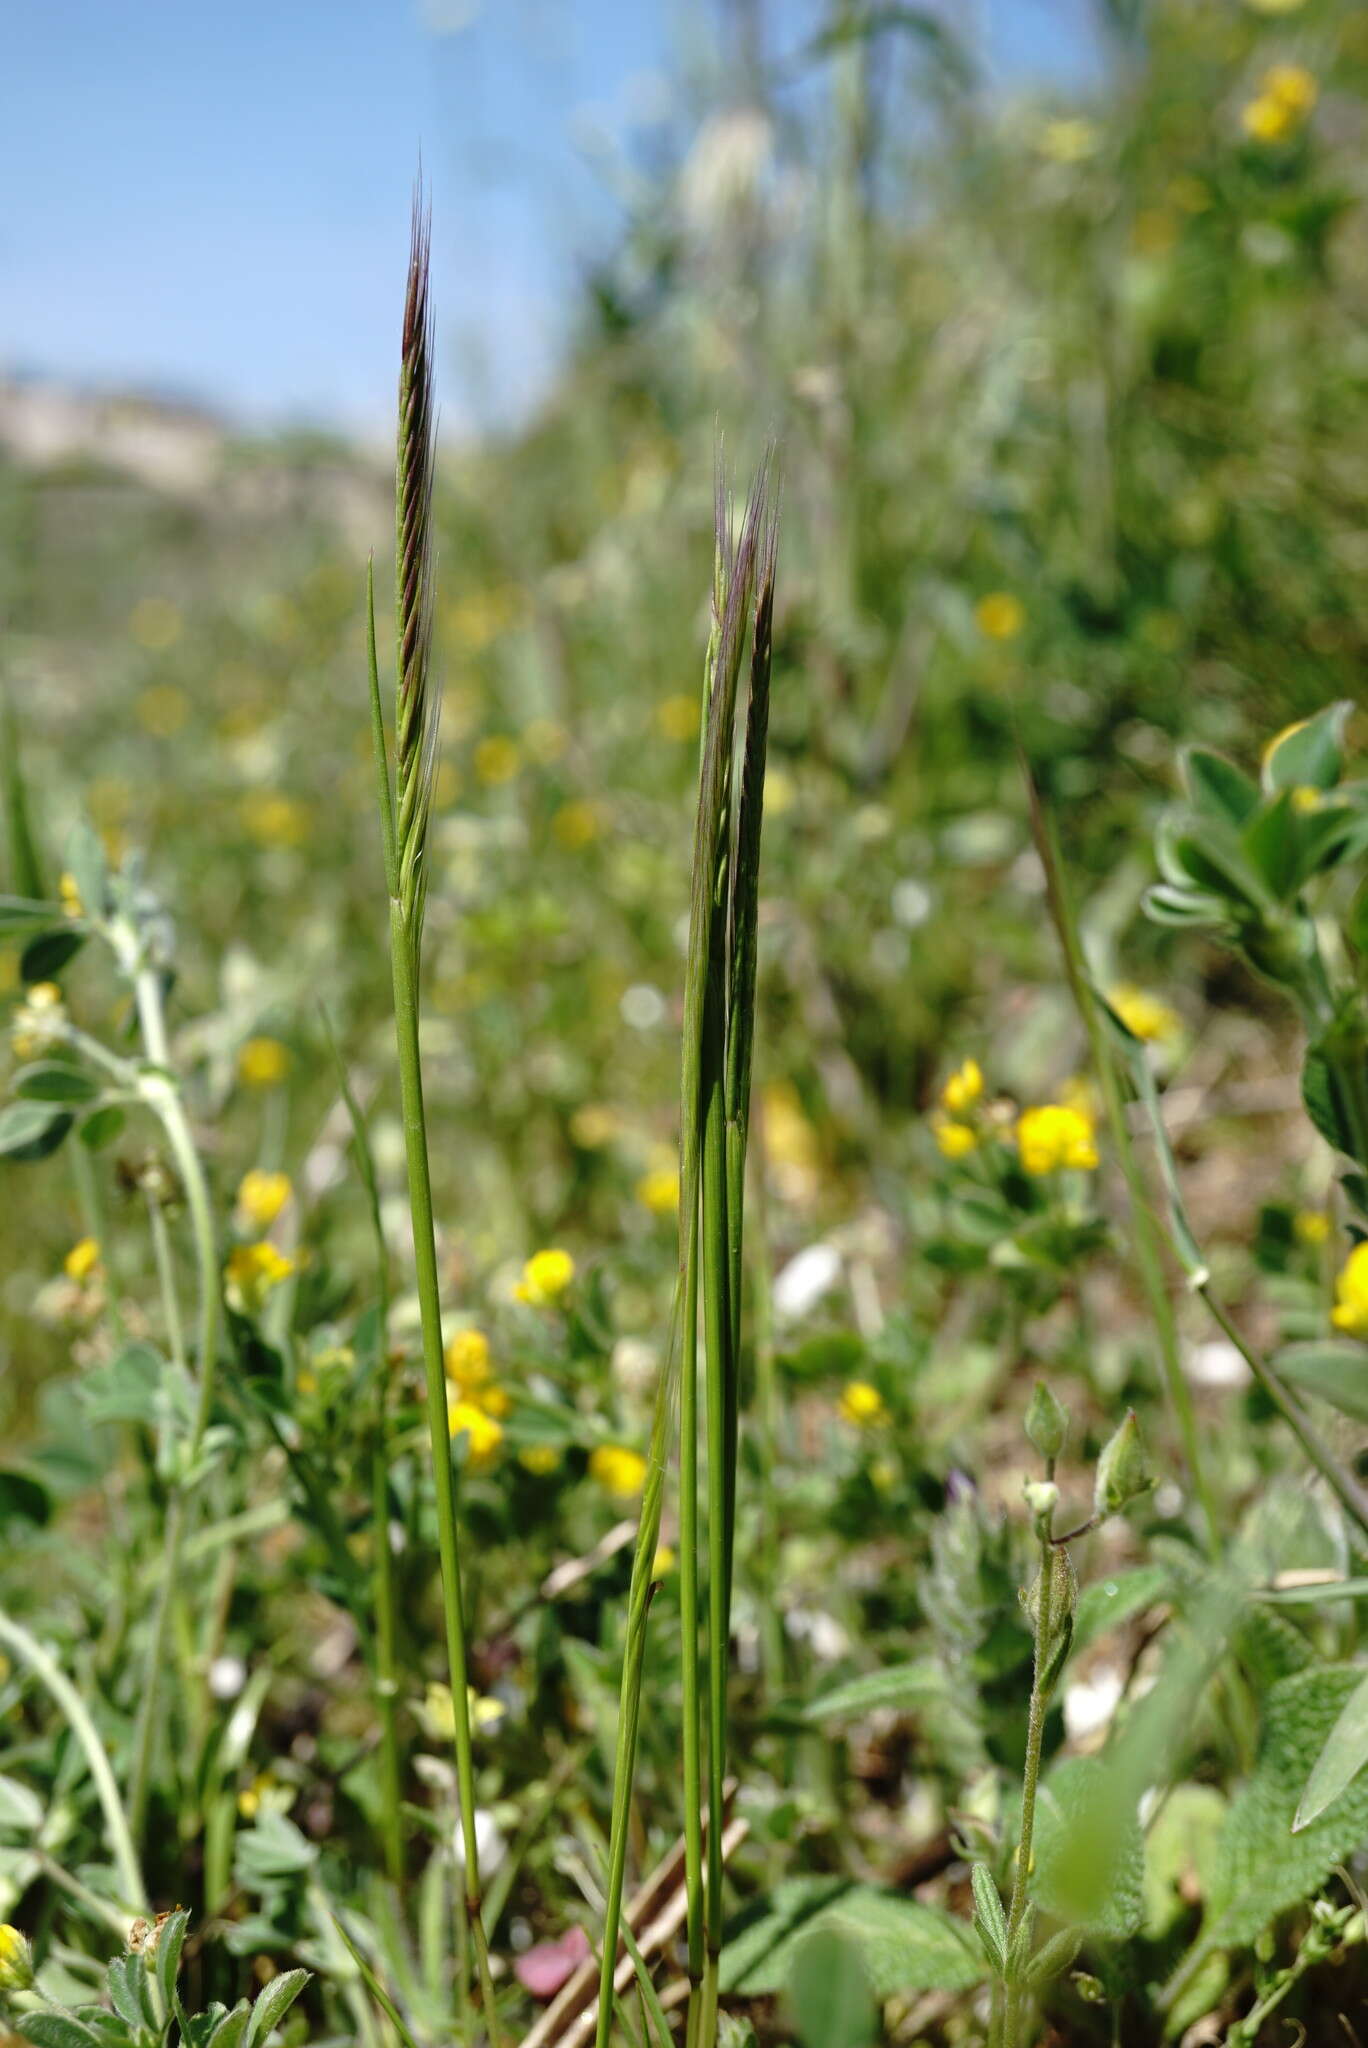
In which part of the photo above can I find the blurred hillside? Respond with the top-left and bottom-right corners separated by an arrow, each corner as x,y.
3,0 -> 1367,1387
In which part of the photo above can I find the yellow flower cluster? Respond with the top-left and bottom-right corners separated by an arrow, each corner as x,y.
444,1327 -> 509,1417
474,734 -> 520,786
1017,1103 -> 1099,1176
839,1380 -> 887,1427
224,1241 -> 295,1314
975,592 -> 1025,641
932,1057 -> 983,1159
1332,1244 -> 1368,1341
235,1169 -> 291,1231
1108,984 -> 1181,1045
64,1237 -> 102,1283
518,1443 -> 562,1476
447,1400 -> 504,1470
589,1444 -> 648,1500
516,1247 -> 575,1306
238,1037 -> 290,1087
1242,63 -> 1317,143
59,872 -> 84,919
0,1922 -> 34,1991
635,1165 -> 679,1216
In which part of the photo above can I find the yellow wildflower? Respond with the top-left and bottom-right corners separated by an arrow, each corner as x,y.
238,1037 -> 290,1087
445,1326 -> 492,1390
1108,984 -> 1181,1044
474,734 -> 520,786
237,1771 -> 277,1820
235,1169 -> 291,1231
570,1103 -> 620,1149
10,982 -> 65,1058
518,1444 -> 562,1476
447,1398 -> 504,1469
241,792 -> 309,848
1331,1244 -> 1368,1340
1291,785 -> 1322,815
658,693 -> 701,741
552,800 -> 599,850
589,1445 -> 648,1500
422,1681 -> 506,1740
516,1247 -> 575,1306
0,1923 -> 34,1991
1295,1209 -> 1331,1247
1017,1103 -> 1099,1175
1265,63 -> 1317,114
975,592 -> 1025,641
1037,117 -> 1101,164
941,1058 -> 984,1115
64,1237 -> 102,1283
1245,0 -> 1305,11
1242,93 -> 1295,143
225,1241 -> 295,1314
59,872 -> 84,919
635,1166 -> 679,1215
933,1116 -> 978,1161
840,1380 -> 887,1427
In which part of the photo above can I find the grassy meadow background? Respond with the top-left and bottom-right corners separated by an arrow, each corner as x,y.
4,1 -> 1368,2042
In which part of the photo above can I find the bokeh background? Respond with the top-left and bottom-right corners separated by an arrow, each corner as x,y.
4,0 -> 1366,1392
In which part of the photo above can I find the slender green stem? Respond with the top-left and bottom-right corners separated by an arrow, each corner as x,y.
387,903 -> 501,2045
0,1608 -> 147,1916
146,1190 -> 187,1377
123,956 -> 221,1846
1024,771 -> 1219,1551
1197,1285 -> 1368,1539
700,980 -> 732,2008
679,1187 -> 705,2000
1003,1542 -> 1058,2048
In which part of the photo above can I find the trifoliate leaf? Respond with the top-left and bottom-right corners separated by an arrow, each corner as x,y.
719,1879 -> 984,1999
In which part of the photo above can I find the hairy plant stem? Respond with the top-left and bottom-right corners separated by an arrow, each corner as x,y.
679,1187 -> 705,2008
1003,1539 -> 1059,2048
387,905 -> 501,2043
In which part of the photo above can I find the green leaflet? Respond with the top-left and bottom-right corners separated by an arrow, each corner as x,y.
1171,1666 -> 1368,1989
719,1877 -> 985,2000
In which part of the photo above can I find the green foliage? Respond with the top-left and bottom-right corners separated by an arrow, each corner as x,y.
719,1878 -> 984,2001
1182,1667 -> 1368,1968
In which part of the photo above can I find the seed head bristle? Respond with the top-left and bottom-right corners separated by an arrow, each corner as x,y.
395,187 -> 438,945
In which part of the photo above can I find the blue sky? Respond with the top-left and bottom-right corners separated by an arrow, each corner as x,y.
1,1 -> 1101,437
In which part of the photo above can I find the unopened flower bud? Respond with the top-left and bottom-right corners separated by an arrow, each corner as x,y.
1025,1381 -> 1069,1463
0,1923 -> 34,1991
1094,1410 -> 1153,1518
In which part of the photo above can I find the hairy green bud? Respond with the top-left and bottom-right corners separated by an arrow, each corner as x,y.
1094,1409 -> 1153,1518
1025,1381 -> 1069,1462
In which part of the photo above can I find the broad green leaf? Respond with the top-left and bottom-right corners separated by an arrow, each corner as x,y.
787,1927 -> 878,2048
154,1906 -> 191,2015
720,1878 -> 984,1999
106,1951 -> 156,2032
14,2019 -> 105,2048
20,926 -> 85,983
242,1967 -> 309,2048
1273,1340 -> 1368,1423
802,1657 -> 942,1721
1240,790 -> 1298,900
203,2004 -> 251,2048
1261,702 -> 1351,795
1183,1666 -> 1368,1969
0,1773 -> 44,1834
1182,747 -> 1259,827
1143,1784 -> 1227,1940
1294,1667 -> 1368,1831
1302,1046 -> 1356,1160
0,1099 -> 73,1161
1072,1564 -> 1170,1654
233,1810 -> 317,1887
78,1105 -> 127,1152
0,896 -> 58,939
1030,1756 -> 1145,1938
79,1345 -> 176,1430
10,1060 -> 99,1104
